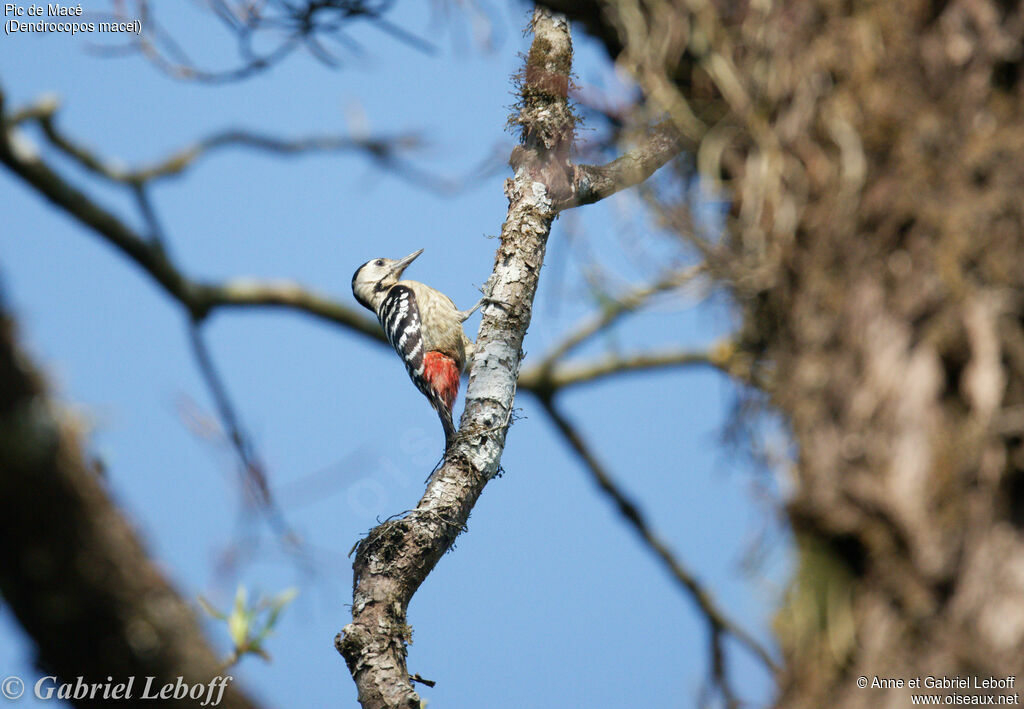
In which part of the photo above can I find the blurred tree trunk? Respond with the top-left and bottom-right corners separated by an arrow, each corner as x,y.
756,3 -> 1024,705
544,0 -> 1024,706
0,290 -> 261,709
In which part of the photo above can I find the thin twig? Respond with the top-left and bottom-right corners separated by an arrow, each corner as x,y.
527,264 -> 704,374
20,95 -> 455,189
537,397 -> 779,680
131,182 -> 168,248
187,324 -> 272,510
113,0 -> 434,85
519,341 -> 753,393
22,92 -> 507,197
129,166 -> 294,536
185,323 -> 302,547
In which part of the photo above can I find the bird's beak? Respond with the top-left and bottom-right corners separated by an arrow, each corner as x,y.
391,248 -> 423,277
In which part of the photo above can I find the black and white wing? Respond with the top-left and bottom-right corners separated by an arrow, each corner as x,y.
378,284 -> 424,381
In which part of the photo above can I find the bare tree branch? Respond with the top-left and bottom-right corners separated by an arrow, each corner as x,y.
557,119 -> 689,210
519,341 -> 751,392
0,88 -> 385,344
13,94 -> 471,194
132,163 -> 288,530
536,397 -> 779,690
110,0 -> 434,85
512,264 -> 765,394
200,280 -> 386,342
131,181 -> 170,247
523,264 -> 704,374
187,325 -> 272,507
335,10 -> 573,708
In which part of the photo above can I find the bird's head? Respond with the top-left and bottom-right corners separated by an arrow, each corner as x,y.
351,248 -> 423,311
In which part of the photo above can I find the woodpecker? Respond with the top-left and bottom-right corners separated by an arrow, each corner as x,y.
352,249 -> 488,448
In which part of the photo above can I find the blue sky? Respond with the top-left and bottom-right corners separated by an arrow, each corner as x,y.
1,2 -> 786,706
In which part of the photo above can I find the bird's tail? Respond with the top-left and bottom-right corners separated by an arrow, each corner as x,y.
439,407 -> 457,449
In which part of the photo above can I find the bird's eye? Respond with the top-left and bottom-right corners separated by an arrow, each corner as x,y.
375,259 -> 385,267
